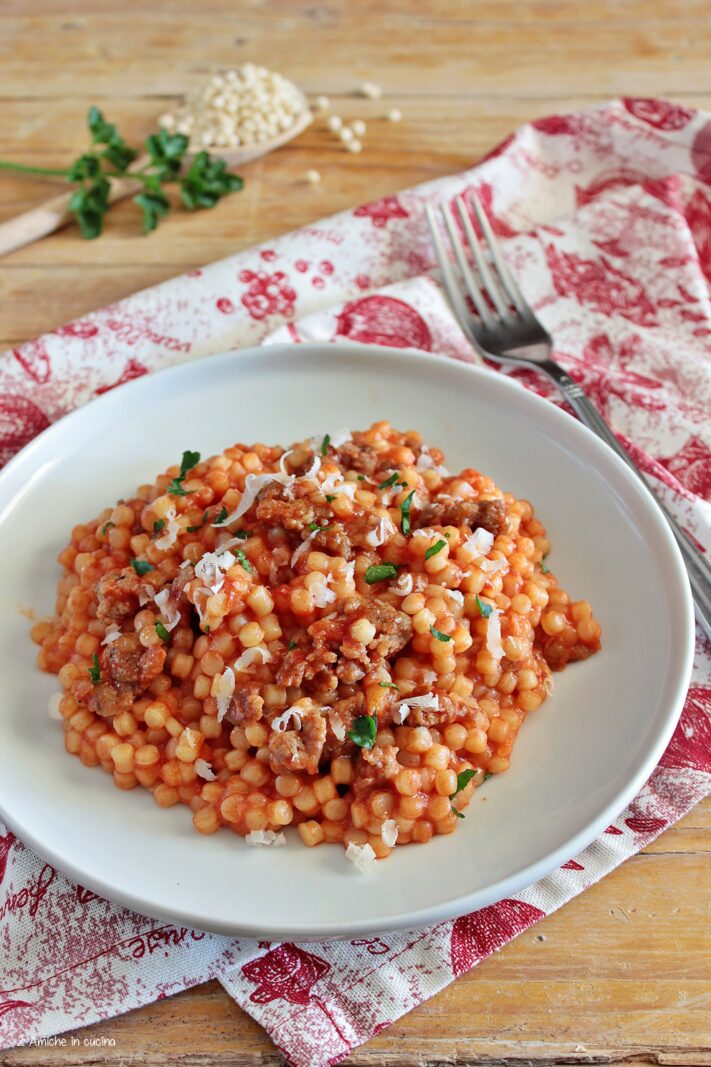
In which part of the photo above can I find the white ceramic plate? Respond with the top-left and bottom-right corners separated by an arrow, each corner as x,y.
0,343 -> 694,940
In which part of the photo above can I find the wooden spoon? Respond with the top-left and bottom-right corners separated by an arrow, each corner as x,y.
0,99 -> 312,258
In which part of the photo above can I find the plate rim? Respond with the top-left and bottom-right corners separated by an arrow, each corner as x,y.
0,340 -> 696,939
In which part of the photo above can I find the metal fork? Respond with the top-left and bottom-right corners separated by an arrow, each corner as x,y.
426,192 -> 711,640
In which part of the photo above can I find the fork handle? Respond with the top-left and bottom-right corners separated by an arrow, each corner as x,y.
547,365 -> 711,642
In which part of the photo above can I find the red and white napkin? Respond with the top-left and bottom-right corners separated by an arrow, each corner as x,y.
1,98 -> 710,1066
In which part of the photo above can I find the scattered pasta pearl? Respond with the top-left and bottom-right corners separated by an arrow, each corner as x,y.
339,126 -> 354,144
351,119 -> 366,137
315,95 -> 330,111
305,169 -> 321,184
327,115 -> 343,133
387,108 -> 402,122
346,139 -> 362,153
360,81 -> 382,99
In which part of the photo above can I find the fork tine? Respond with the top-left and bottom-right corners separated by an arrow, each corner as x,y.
454,197 -> 510,319
467,191 -> 529,316
440,202 -> 495,327
425,204 -> 479,341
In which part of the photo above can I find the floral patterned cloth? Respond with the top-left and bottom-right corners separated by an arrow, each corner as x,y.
1,98 -> 710,1067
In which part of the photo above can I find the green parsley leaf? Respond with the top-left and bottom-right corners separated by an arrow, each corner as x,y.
186,511 -> 209,533
130,559 -> 155,576
155,621 -> 170,642
365,563 -> 399,584
153,519 -> 165,533
204,624 -> 210,634
378,471 -> 400,490
347,714 -> 377,750
287,640 -> 297,651
145,127 -> 189,182
133,188 -> 170,234
100,521 -> 115,536
308,522 -> 330,534
320,433 -> 331,456
232,548 -> 253,573
325,494 -> 336,503
452,769 -> 477,797
541,561 -> 550,574
179,150 -> 243,210
449,768 -> 477,819
88,653 -> 101,684
430,626 -> 452,642
425,539 -> 447,560
483,772 -> 493,782
235,529 -> 252,540
378,681 -> 399,690
214,505 -> 228,525
167,449 -> 200,496
357,474 -> 366,481
400,489 -> 416,536
475,595 -> 493,619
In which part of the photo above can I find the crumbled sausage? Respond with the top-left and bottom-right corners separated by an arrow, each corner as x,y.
104,634 -> 166,689
308,596 -> 412,665
415,496 -> 506,535
334,438 -> 383,477
276,648 -> 338,688
538,635 -> 597,671
96,569 -> 144,621
86,684 -> 135,720
268,708 -> 326,775
227,685 -> 265,725
353,743 -> 401,796
311,523 -> 352,558
256,496 -> 318,531
406,691 -> 474,727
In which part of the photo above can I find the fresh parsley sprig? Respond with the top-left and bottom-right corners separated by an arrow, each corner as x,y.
0,107 -> 244,239
450,768 -> 476,819
348,714 -> 377,750
167,450 -> 200,496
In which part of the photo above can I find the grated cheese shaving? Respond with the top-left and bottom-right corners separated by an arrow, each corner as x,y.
48,692 -> 63,721
155,506 -> 181,551
345,841 -> 377,874
102,623 -> 121,645
465,527 -> 495,556
194,550 -> 235,594
214,666 -> 236,722
301,454 -> 321,481
319,470 -> 358,498
312,582 -> 336,609
480,558 -> 507,574
392,691 -> 438,725
194,758 -> 217,781
278,449 -> 295,476
245,829 -> 286,847
329,428 -> 352,447
153,588 -> 180,632
392,573 -> 413,596
234,645 -> 272,673
415,444 -> 449,477
365,515 -> 396,548
381,819 -> 398,848
138,584 -> 156,607
485,609 -> 504,660
443,588 -> 464,606
215,471 -> 294,527
291,530 -> 318,568
271,704 -> 303,733
329,711 -> 346,742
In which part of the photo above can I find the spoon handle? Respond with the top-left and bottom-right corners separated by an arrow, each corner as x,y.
0,164 -> 146,257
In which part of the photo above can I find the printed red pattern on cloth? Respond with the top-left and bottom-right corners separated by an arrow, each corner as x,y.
0,99 -> 710,1067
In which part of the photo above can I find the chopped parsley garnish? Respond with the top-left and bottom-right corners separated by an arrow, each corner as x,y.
235,529 -> 251,540
357,474 -> 366,481
325,494 -> 336,503
425,539 -> 447,560
320,433 -> 331,456
232,548 -> 252,573
483,772 -> 493,782
400,489 -> 415,536
155,621 -> 170,642
204,624 -> 210,634
308,522 -> 330,534
287,640 -> 297,651
475,595 -> 493,619
541,560 -> 550,574
88,653 -> 101,684
130,558 -> 155,576
214,505 -> 228,525
167,449 -> 200,496
365,563 -> 399,584
450,768 -> 477,818
100,521 -> 115,536
347,714 -> 377,750
378,471 -> 401,490
187,510 -> 208,533
430,626 -> 452,642
153,519 -> 165,534
379,681 -> 399,690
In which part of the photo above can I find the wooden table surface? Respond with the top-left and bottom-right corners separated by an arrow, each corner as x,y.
1,2 -> 710,1064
